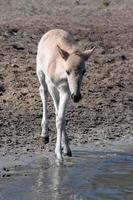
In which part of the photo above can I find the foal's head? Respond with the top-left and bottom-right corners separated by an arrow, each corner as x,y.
57,45 -> 95,102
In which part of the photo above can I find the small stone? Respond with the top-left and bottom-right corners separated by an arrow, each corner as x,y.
121,54 -> 127,60
12,44 -> 24,50
6,174 -> 11,177
0,84 -> 5,93
12,64 -> 19,68
2,174 -> 6,177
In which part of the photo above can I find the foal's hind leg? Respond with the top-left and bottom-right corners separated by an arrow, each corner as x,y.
37,71 -> 49,143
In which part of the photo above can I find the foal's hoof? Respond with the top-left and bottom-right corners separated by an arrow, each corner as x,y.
41,136 -> 49,144
63,151 -> 72,157
56,158 -> 64,166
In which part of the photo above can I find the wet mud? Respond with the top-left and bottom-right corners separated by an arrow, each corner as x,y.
0,146 -> 133,200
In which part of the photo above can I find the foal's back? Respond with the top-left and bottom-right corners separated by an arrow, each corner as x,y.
37,29 -> 78,73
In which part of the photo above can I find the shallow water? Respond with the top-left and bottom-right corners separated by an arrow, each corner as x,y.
0,148 -> 133,200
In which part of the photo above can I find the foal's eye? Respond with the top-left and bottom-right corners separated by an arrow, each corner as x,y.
66,70 -> 70,75
82,69 -> 86,75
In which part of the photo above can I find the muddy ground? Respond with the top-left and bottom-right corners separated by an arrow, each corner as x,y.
0,0 -> 133,165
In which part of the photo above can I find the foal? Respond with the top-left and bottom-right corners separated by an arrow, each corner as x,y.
36,29 -> 95,161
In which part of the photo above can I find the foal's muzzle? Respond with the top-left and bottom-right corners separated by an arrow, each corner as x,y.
71,93 -> 82,103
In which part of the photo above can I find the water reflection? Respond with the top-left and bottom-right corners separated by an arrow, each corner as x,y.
0,150 -> 133,200
34,161 -> 64,200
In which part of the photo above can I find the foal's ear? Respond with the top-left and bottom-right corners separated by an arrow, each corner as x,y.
81,47 -> 96,61
57,45 -> 69,60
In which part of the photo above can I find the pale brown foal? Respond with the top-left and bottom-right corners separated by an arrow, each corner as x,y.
36,29 -> 95,161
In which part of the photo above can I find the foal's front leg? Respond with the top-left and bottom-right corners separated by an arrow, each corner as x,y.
55,92 -> 69,161
62,128 -> 72,157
